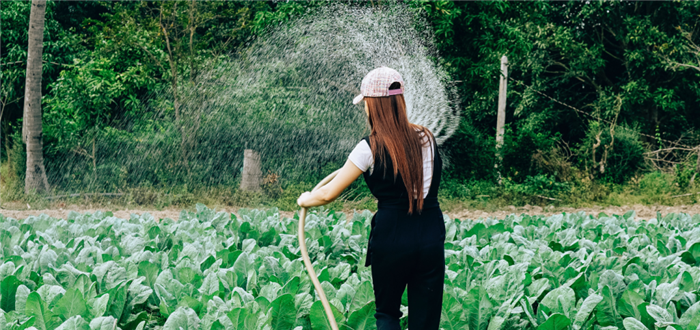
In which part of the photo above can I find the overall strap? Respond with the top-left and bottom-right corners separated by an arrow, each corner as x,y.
424,133 -> 441,203
362,136 -> 371,150
362,134 -> 441,210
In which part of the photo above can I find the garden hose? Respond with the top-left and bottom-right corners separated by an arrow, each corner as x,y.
298,169 -> 341,330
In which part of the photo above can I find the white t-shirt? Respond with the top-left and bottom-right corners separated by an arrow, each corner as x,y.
348,133 -> 435,198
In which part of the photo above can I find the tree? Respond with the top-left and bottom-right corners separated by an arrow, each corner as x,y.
36,1 -> 262,191
23,0 -> 50,194
410,1 -> 700,183
106,1 -> 256,178
664,26 -> 700,73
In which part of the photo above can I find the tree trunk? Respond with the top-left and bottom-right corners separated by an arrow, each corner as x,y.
159,1 -> 189,175
188,0 -> 197,83
23,0 -> 50,194
240,149 -> 261,191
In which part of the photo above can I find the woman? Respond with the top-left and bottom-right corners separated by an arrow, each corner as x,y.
297,66 -> 445,330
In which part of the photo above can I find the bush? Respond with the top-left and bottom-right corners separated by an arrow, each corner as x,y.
8,130 -> 24,181
637,171 -> 675,196
575,124 -> 645,184
1,129 -> 25,201
674,158 -> 697,189
503,174 -> 570,198
441,120 -> 497,181
530,141 -> 576,182
502,126 -> 560,182
439,178 -> 498,200
438,179 -> 471,200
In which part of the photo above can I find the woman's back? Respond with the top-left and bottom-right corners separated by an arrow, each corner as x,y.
350,129 -> 438,194
349,130 -> 441,209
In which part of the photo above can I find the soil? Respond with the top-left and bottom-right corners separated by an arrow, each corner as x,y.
1,203 -> 698,221
448,204 -> 700,221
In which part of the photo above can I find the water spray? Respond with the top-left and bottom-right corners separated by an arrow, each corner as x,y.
48,4 -> 460,193
289,4 -> 460,328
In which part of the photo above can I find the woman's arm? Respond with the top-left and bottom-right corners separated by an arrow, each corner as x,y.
297,159 -> 364,208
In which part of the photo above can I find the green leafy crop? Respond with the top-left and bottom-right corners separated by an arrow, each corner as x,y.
1,205 -> 699,330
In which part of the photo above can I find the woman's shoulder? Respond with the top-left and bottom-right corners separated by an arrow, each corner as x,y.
354,137 -> 371,151
413,125 -> 435,145
412,124 -> 432,134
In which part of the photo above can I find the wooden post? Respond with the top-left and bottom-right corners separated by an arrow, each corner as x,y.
240,149 -> 262,191
495,55 -> 508,184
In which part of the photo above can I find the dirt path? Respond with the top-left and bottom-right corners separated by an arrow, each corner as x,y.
449,204 -> 700,221
1,203 -> 698,221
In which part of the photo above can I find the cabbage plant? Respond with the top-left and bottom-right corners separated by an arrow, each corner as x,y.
0,206 -> 699,330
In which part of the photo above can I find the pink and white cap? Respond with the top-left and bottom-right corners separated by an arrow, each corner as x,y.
352,66 -> 405,105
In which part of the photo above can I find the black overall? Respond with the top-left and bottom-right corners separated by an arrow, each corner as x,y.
361,136 -> 445,330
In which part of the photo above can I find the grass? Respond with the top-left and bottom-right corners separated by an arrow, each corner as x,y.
2,159 -> 699,213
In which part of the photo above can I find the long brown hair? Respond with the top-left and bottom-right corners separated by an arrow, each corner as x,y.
365,83 -> 434,214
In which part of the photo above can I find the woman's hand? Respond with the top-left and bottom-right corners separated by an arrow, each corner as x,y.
297,192 -> 312,208
295,160 -> 364,208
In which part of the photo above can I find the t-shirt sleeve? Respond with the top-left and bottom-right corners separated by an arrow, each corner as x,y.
348,139 -> 374,172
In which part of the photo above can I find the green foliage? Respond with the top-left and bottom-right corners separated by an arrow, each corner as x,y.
2,206 -> 700,329
416,1 -> 700,184
42,56 -> 157,155
1,1 -> 78,126
673,159 -> 698,190
2,1 -> 700,201
502,126 -> 561,181
441,120 -> 497,182
637,171 -> 675,198
575,123 -> 646,184
503,174 -> 571,198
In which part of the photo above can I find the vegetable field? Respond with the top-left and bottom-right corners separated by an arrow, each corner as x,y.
1,206 -> 700,330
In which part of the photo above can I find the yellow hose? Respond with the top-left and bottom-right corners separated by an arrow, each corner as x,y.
298,169 -> 341,330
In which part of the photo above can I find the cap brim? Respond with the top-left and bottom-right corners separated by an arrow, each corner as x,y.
352,94 -> 364,105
